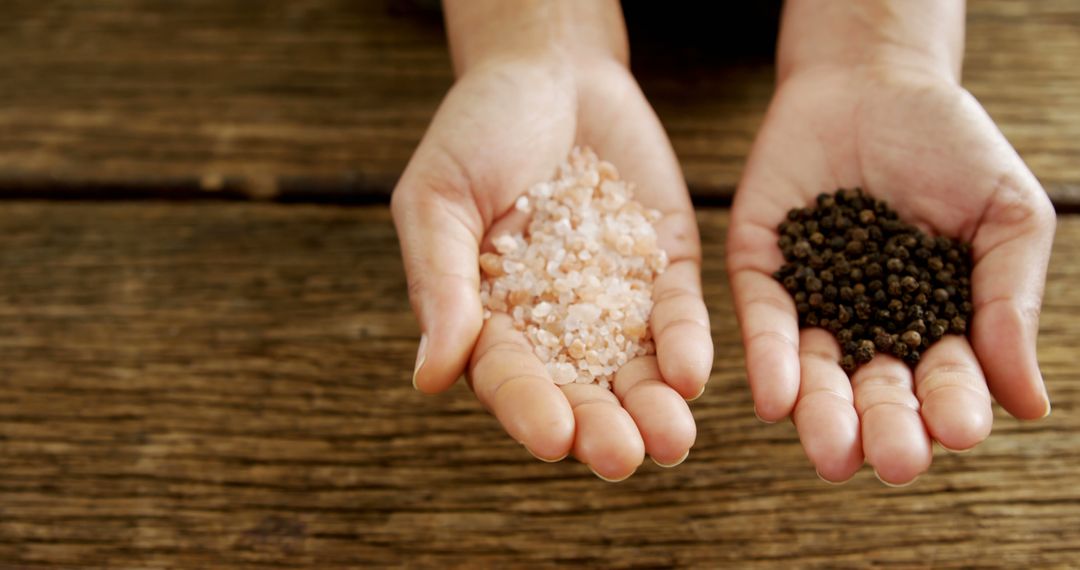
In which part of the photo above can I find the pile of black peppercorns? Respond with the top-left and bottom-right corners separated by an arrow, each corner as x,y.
773,188 -> 974,374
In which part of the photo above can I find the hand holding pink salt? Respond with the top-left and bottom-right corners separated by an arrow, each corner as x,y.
390,2 -> 713,481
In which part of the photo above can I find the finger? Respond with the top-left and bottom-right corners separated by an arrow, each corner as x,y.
792,329 -> 862,483
732,270 -> 801,421
969,170 -> 1055,419
914,336 -> 993,452
469,314 -> 575,462
391,150 -> 485,394
613,356 -> 697,467
852,353 -> 931,486
560,383 -> 645,482
650,258 -> 713,399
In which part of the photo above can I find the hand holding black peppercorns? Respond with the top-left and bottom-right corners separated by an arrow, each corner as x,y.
773,189 -> 974,374
726,21 -> 1056,487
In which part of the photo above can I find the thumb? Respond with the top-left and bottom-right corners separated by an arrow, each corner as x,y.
969,167 -> 1056,419
391,150 -> 485,394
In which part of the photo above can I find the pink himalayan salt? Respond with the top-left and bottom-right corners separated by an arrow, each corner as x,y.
478,147 -> 668,390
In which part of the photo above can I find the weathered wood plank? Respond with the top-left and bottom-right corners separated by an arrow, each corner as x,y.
0,1 -> 1078,205
0,203 -> 1077,568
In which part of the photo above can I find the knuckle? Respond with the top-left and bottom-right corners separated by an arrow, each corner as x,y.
988,170 -> 1055,230
750,329 -> 797,351
474,339 -> 533,370
743,292 -> 794,316
852,373 -> 911,390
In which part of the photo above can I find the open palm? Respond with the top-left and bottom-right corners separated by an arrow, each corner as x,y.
392,58 -> 712,481
727,68 -> 1056,485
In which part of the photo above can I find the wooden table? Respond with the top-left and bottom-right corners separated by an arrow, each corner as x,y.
1,2 -> 1078,568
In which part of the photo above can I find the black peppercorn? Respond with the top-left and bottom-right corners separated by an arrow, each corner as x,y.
874,332 -> 895,351
855,340 -> 876,363
928,320 -> 947,340
950,316 -> 967,334
900,330 -> 922,348
907,318 -> 927,335
793,240 -> 811,258
838,305 -> 852,324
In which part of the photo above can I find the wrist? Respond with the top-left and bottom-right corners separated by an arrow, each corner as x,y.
776,0 -> 965,86
443,0 -> 628,77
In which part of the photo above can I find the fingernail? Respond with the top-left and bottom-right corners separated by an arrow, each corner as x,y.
939,442 -> 972,454
412,333 -> 428,390
816,469 -> 852,485
526,446 -> 567,464
874,468 -> 918,488
688,385 -> 706,402
754,408 -> 777,424
1041,399 -> 1052,419
652,449 -> 690,468
589,465 -> 632,483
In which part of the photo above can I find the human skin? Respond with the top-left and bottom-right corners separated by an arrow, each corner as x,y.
391,0 -> 713,482
727,0 -> 1056,485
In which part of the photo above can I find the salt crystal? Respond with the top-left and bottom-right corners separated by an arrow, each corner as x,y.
508,289 -> 530,306
493,234 -> 518,255
568,303 -> 601,323
479,252 -> 504,277
532,302 -> 553,319
624,315 -> 647,339
568,339 -> 586,359
551,362 -> 577,385
536,328 -> 559,348
515,195 -> 531,212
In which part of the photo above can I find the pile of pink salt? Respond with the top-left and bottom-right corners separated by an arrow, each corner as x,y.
479,147 -> 668,390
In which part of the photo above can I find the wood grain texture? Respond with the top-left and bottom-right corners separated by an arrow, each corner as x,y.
0,1 -> 1078,205
0,203 -> 1077,568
